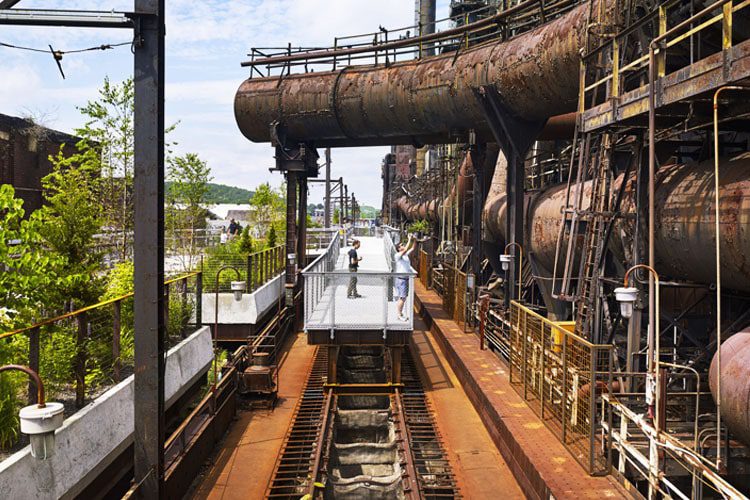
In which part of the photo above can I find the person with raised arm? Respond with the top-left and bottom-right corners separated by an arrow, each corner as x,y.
394,235 -> 416,321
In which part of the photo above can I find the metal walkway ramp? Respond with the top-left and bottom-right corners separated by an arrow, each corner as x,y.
302,232 -> 414,345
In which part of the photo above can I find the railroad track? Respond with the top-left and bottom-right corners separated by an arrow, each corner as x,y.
401,349 -> 459,498
266,345 -> 459,499
266,347 -> 328,498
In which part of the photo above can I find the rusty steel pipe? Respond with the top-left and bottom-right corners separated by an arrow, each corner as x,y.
235,3 -> 593,147
482,156 -> 750,292
393,151 -> 475,222
709,329 -> 750,447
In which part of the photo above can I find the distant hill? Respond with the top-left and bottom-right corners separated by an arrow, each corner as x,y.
359,205 -> 380,219
166,182 -> 255,204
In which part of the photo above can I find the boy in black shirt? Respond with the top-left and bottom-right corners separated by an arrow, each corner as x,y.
347,240 -> 362,298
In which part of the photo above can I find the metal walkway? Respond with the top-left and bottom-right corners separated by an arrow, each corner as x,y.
302,232 -> 415,338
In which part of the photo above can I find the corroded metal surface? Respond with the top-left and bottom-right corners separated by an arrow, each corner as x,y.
483,156 -> 750,292
235,4 -> 593,147
394,152 -> 474,222
709,329 -> 750,446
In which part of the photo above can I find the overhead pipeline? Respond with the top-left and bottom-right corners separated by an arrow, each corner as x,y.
235,3 -> 593,147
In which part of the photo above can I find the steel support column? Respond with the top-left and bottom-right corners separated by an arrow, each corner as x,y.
285,170 -> 298,302
275,143 -> 319,306
344,184 -> 349,224
133,1 -> 165,496
475,86 -> 545,306
297,177 -> 308,268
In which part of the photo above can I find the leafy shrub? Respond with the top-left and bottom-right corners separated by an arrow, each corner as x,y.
238,226 -> 253,254
408,219 -> 430,235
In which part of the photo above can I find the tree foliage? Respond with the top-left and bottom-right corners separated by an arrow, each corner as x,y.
0,185 -> 66,323
33,146 -> 105,304
0,186 -> 67,449
74,77 -> 135,260
249,182 -> 285,239
74,76 -> 177,261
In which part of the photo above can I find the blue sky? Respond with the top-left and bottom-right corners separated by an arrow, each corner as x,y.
1,1 -> 451,207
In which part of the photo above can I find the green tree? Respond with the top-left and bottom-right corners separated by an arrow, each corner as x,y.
238,225 -> 253,253
267,225 -> 277,248
249,182 -> 285,240
166,153 -> 213,271
75,76 -> 177,261
0,185 -> 66,320
34,146 -> 105,305
74,77 -> 134,261
0,186 -> 66,449
333,208 -> 340,224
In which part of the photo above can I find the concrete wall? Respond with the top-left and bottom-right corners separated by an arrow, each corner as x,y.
0,326 -> 213,499
200,273 -> 283,325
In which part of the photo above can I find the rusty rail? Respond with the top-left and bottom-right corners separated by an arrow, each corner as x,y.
266,347 -> 328,498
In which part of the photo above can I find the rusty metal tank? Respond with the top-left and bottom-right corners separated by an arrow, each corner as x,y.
234,4 -> 593,147
482,155 -> 750,292
709,329 -> 750,446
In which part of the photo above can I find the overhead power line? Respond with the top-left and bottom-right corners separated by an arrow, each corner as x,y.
0,39 -> 133,79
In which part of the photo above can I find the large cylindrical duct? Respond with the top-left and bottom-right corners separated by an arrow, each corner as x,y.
709,329 -> 750,446
483,156 -> 750,292
393,151 -> 475,222
235,3 -> 593,147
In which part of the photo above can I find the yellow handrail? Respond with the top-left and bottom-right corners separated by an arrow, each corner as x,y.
0,271 -> 201,340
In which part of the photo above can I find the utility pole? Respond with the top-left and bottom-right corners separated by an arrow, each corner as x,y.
339,177 -> 344,225
344,184 -> 349,224
324,147 -> 331,228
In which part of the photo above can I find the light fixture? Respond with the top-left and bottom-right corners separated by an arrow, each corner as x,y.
0,365 -> 62,459
499,254 -> 512,271
614,286 -> 638,319
230,280 -> 246,301
20,402 -> 64,459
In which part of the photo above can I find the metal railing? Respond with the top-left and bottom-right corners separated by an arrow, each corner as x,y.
301,231 -> 342,323
352,225 -> 376,237
303,271 -> 415,332
307,228 -> 343,251
201,245 -> 284,294
302,231 -> 415,332
243,0 -> 581,78
508,300 -> 613,474
582,0 -> 750,110
0,272 -> 202,414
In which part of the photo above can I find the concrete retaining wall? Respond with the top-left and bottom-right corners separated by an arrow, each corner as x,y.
0,326 -> 213,499
200,273 -> 283,325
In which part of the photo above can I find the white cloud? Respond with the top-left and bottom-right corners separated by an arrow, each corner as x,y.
1,1 -> 453,207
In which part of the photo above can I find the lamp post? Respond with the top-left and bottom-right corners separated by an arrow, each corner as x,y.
617,265 -> 661,416
500,242 -> 523,302
0,365 -> 63,459
616,264 -> 661,499
213,266 -> 246,391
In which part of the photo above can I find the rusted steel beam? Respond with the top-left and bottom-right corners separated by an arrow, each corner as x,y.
235,3 -> 597,147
